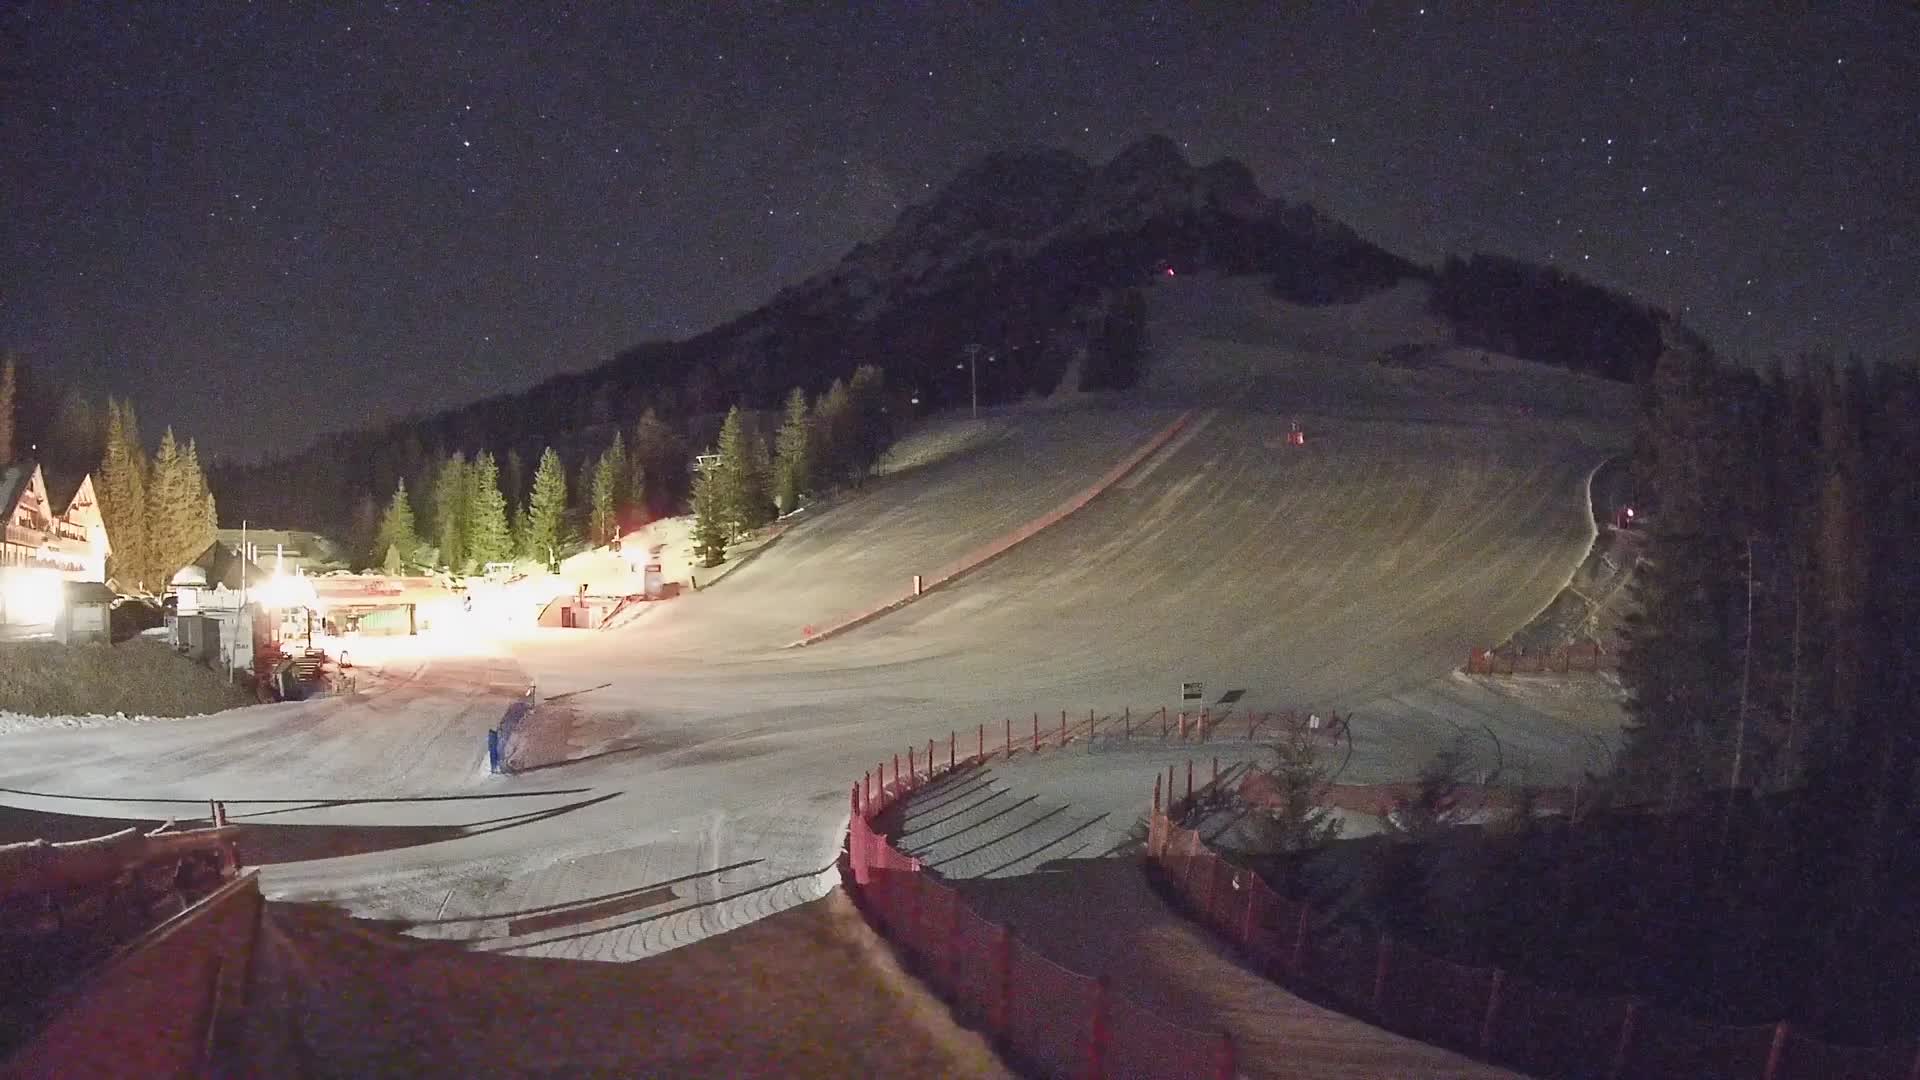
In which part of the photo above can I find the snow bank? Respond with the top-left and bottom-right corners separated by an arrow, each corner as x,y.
0,709 -> 198,736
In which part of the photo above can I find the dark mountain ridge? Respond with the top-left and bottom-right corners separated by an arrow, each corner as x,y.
214,134 -> 1668,535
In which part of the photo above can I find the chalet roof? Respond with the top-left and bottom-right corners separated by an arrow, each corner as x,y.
180,541 -> 269,591
64,580 -> 117,605
0,463 -> 26,522
41,464 -> 86,516
0,459 -> 95,520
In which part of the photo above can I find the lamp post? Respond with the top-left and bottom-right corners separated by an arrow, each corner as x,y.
962,343 -> 982,419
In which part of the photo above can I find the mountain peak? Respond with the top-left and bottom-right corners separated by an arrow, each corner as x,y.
1101,134 -> 1190,182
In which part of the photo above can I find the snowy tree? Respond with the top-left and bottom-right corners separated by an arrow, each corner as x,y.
466,453 -> 512,568
432,452 -> 472,572
773,387 -> 812,513
374,479 -> 420,571
590,433 -> 627,546
521,447 -> 570,568
713,406 -> 772,537
690,464 -> 727,568
98,399 -> 150,590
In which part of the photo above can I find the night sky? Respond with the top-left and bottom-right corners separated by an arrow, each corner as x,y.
4,4 -> 1915,459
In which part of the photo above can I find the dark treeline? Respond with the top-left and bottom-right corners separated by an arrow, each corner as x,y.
1429,252 -> 1669,382
1608,341 -> 1920,1038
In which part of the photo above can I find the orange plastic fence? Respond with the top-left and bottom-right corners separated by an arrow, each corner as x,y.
847,739 -> 1232,1079
1147,771 -> 1920,1080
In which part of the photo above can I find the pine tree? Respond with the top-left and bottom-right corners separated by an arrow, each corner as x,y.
713,406 -> 772,537
590,435 -> 625,546
178,437 -> 217,576
503,447 -> 527,513
846,364 -> 890,484
0,354 -> 15,467
98,399 -> 150,590
1618,344 -> 1749,804
690,464 -> 728,568
630,409 -> 685,515
815,378 -> 853,484
145,429 -> 195,586
522,447 -> 570,569
346,490 -> 379,568
773,387 -> 812,513
466,452 -> 512,568
374,479 -> 420,572
432,452 -> 471,572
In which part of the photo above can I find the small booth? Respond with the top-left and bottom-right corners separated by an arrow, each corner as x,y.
53,581 -> 115,645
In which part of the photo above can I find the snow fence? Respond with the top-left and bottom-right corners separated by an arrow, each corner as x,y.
845,721 -> 1234,1080
1147,763 -> 1920,1080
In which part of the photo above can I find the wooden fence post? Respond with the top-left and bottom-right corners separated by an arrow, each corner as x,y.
1060,709 -> 1067,748
1154,774 -> 1162,816
1372,935 -> 1393,1020
1032,712 -> 1039,753
1607,1000 -> 1641,1080
978,722 -> 984,761
1214,1031 -> 1236,1080
928,739 -> 935,779
1202,853 -> 1220,928
909,745 -> 917,785
1085,975 -> 1111,1079
849,784 -> 864,885
1124,706 -> 1131,739
893,753 -> 899,790
1762,1021 -> 1789,1080
1005,716 -> 1012,759
996,924 -> 1015,1049
950,731 -> 956,771
1479,969 -> 1505,1056
1291,902 -> 1311,974
1186,759 -> 1194,803
948,885 -> 964,992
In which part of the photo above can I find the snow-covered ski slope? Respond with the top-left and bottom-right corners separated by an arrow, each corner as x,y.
0,274 -> 1633,970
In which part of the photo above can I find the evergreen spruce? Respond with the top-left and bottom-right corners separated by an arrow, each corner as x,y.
179,437 -> 217,576
346,490 -> 379,569
713,406 -> 772,537
521,447 -> 570,569
814,378 -> 853,484
773,387 -> 812,513
630,409 -> 685,515
690,464 -> 727,568
432,452 -> 472,572
98,399 -> 150,590
466,453 -> 513,568
374,479 -> 420,571
590,434 -> 625,546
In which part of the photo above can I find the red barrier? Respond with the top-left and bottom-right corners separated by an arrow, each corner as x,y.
6,872 -> 263,1078
1147,770 -> 1920,1080
844,739 -> 1221,1079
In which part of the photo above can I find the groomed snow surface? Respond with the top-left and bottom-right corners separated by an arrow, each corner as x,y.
1,275 -> 1630,1075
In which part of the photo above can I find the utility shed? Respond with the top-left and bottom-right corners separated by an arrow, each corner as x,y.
55,581 -> 116,645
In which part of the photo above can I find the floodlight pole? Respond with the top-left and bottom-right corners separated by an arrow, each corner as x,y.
963,343 -> 981,419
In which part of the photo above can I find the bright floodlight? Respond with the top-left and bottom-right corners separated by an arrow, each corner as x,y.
3,569 -> 64,624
